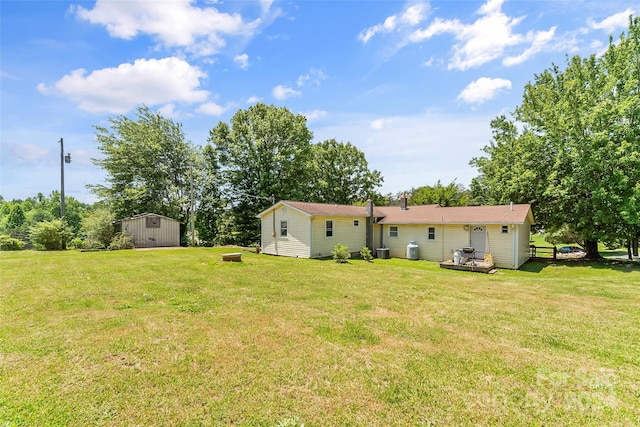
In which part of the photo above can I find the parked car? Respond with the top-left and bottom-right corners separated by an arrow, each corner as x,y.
558,246 -> 584,254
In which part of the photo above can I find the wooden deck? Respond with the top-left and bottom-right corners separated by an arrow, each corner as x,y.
439,258 -> 496,273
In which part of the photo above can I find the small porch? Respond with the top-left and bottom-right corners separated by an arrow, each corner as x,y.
439,258 -> 496,274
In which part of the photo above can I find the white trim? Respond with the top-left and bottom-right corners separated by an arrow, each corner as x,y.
279,219 -> 289,238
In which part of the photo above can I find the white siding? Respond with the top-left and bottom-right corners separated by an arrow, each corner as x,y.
310,216 -> 366,258
379,224 -> 445,260
260,206 -> 310,257
486,224 -> 514,268
442,225 -> 470,259
517,221 -> 532,268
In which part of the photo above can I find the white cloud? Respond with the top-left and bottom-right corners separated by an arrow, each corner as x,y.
588,8 -> 634,34
158,103 -> 178,118
246,96 -> 261,104
302,109 -> 327,122
359,1 -> 429,43
197,102 -> 227,116
407,0 -> 556,70
72,0 -> 264,56
370,118 -> 392,130
272,85 -> 301,100
37,57 -> 209,114
13,143 -> 51,163
457,77 -> 511,105
311,111 -> 495,194
296,68 -> 327,87
503,26 -> 556,66
234,53 -> 249,69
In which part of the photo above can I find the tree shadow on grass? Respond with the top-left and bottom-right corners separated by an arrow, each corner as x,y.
521,258 -> 640,273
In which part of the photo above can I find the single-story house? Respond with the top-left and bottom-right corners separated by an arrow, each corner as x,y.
113,213 -> 181,248
257,198 -> 534,269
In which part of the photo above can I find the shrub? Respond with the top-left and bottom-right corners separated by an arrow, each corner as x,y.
332,243 -> 351,263
84,240 -> 107,250
30,219 -> 72,250
109,232 -> 135,250
69,237 -> 85,250
82,208 -> 114,248
360,246 -> 373,262
0,234 -> 25,251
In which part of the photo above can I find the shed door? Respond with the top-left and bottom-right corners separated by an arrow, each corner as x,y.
470,226 -> 486,259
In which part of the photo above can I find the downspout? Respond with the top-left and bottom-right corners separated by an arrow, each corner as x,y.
366,199 -> 373,251
441,224 -> 445,262
512,224 -> 518,268
309,216 -> 314,258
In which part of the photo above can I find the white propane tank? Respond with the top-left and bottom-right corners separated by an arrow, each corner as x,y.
454,250 -> 462,265
407,241 -> 419,260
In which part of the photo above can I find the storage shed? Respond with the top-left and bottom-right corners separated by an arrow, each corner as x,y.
113,213 -> 181,248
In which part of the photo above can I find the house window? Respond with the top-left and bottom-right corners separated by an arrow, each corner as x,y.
389,226 -> 399,238
427,226 -> 436,241
280,220 -> 288,237
502,225 -> 509,234
326,220 -> 333,237
353,220 -> 359,227
146,216 -> 160,228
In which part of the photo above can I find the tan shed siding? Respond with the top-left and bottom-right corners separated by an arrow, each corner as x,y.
261,207 -> 310,258
120,216 -> 180,248
310,216 -> 366,258
517,221 -> 532,268
486,225 -> 514,268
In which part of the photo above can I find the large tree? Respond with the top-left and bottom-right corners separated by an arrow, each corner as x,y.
208,103 -> 314,245
471,16 -> 640,258
309,139 -> 383,205
89,105 -> 195,223
408,180 -> 470,207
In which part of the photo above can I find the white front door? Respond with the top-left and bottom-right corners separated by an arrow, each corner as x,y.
470,226 -> 486,259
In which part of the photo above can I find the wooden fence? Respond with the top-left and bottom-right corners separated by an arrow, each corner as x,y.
530,245 -> 557,261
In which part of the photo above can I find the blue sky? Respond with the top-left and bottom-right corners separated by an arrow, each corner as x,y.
1,0 -> 636,203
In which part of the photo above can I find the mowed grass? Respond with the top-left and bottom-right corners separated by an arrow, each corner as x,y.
1,248 -> 639,426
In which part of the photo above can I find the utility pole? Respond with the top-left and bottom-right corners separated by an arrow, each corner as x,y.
59,138 -> 71,249
59,138 -> 65,218
59,138 -> 71,217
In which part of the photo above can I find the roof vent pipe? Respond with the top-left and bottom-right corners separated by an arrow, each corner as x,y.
510,202 -> 513,211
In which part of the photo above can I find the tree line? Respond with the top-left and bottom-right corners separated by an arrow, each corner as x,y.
471,16 -> 640,259
3,17 -> 638,258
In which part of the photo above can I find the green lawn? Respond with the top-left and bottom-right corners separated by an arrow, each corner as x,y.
1,248 -> 639,426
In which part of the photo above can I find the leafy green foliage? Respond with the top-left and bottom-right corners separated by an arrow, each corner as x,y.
310,139 -> 383,204
108,232 -> 135,250
408,180 -> 470,206
82,207 -> 115,248
6,204 -> 26,229
207,104 -> 383,245
332,242 -> 351,263
0,234 -> 25,251
194,145 -> 225,246
29,219 -> 72,250
68,237 -> 85,250
471,16 -> 640,258
208,103 -> 314,245
89,105 -> 196,226
360,246 -> 373,262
